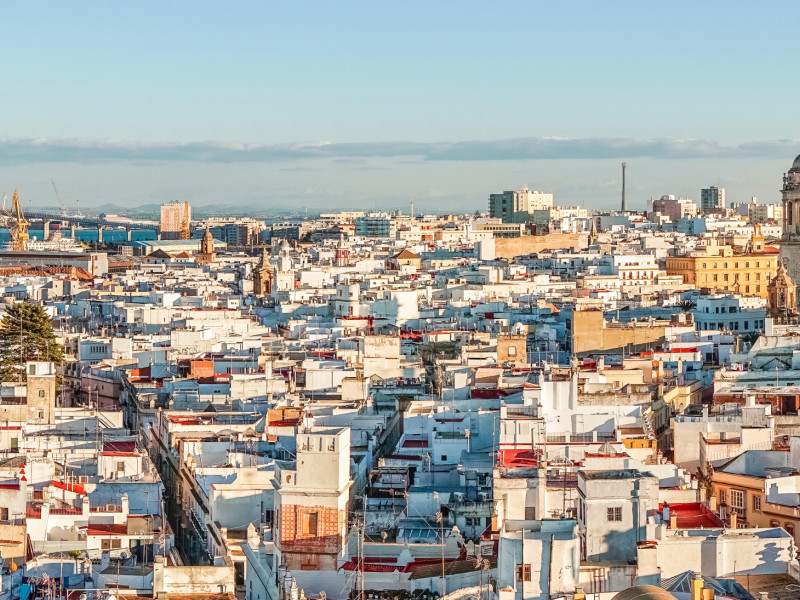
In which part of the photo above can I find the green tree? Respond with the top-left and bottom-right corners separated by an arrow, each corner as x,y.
676,300 -> 696,313
0,302 -> 63,382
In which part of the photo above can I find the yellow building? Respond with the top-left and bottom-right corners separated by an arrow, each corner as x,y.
665,252 -> 778,298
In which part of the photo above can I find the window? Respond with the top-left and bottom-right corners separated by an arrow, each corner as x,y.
753,495 -> 761,511
719,490 -> 726,505
117,461 -> 125,473
607,507 -> 622,522
0,507 -> 7,520
303,512 -> 318,536
39,389 -> 45,397
516,564 -> 532,582
730,489 -> 744,509
786,524 -> 795,537
441,455 -> 448,461
111,539 -> 122,549
508,346 -> 517,356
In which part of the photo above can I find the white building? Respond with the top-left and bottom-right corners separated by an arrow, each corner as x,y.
577,469 -> 659,564
695,294 -> 767,333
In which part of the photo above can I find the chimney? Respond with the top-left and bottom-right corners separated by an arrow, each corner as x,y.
730,511 -> 737,529
691,572 -> 704,600
670,512 -> 677,529
573,586 -> 586,600
708,493 -> 717,511
702,589 -> 715,600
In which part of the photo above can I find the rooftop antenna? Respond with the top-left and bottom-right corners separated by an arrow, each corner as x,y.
621,162 -> 627,212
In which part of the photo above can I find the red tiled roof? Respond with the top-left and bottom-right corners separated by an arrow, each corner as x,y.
103,441 -> 136,453
659,502 -> 723,529
51,480 -> 87,495
84,523 -> 129,536
499,449 -> 539,468
402,440 -> 428,448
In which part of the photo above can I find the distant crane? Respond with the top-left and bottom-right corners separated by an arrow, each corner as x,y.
1,190 -> 31,251
50,178 -> 67,217
180,200 -> 191,240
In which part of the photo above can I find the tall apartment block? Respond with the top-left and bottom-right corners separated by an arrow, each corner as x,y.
489,188 -> 553,223
160,200 -> 191,240
700,186 -> 726,212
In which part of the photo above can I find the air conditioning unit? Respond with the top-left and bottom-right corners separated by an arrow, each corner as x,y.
478,492 -> 490,502
452,492 -> 464,502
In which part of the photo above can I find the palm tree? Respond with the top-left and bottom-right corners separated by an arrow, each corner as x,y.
676,300 -> 696,313
742,331 -> 760,348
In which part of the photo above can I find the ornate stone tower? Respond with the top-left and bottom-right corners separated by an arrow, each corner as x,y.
780,154 -> 800,305
197,227 -> 217,263
253,248 -> 273,296
768,258 -> 798,323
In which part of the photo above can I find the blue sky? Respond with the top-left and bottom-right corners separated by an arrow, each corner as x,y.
1,2 -> 798,212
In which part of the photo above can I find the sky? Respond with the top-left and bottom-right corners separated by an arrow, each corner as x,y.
1,2 -> 799,213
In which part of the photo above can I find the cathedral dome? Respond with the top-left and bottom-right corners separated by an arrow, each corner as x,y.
791,153 -> 800,171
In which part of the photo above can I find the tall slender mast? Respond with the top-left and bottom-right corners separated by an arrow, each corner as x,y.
621,162 -> 627,212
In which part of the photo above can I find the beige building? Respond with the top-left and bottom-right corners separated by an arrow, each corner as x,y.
571,306 -> 670,356
0,361 -> 57,425
497,334 -> 527,367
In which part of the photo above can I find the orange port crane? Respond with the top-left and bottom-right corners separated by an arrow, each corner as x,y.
3,190 -> 31,251
180,200 -> 191,240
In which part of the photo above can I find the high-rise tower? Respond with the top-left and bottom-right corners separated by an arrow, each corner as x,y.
621,162 -> 627,212
160,200 -> 191,241
780,153 -> 800,307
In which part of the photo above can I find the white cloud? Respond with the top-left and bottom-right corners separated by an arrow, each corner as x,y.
0,136 -> 798,164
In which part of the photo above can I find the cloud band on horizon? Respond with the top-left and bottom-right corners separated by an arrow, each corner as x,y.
0,136 -> 798,164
